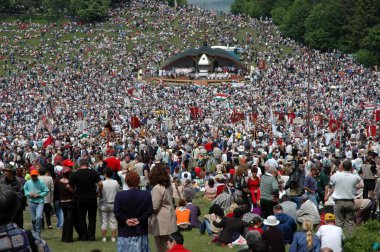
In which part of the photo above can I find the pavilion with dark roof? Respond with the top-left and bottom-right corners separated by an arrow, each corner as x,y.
161,45 -> 247,77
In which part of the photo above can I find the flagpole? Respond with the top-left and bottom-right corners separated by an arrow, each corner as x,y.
307,45 -> 311,159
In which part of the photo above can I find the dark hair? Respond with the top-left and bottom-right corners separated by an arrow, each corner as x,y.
209,204 -> 225,217
281,194 -> 289,202
185,197 -> 192,203
178,199 -> 186,207
0,185 -> 19,225
251,167 -> 258,173
167,231 -> 184,245
251,216 -> 262,225
233,207 -> 244,218
39,167 -> 46,175
342,159 -> 352,171
208,179 -> 215,188
125,171 -> 140,188
148,163 -> 171,188
104,167 -> 113,178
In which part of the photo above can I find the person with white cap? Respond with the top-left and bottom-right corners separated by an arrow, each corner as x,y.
261,215 -> 286,252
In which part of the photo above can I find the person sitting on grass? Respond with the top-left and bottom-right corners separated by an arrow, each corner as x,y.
316,213 -> 344,252
213,207 -> 248,246
166,231 -> 191,252
0,184 -> 50,251
185,197 -> 201,228
248,216 -> 264,234
175,199 -> 192,231
289,219 -> 321,252
200,204 -> 224,236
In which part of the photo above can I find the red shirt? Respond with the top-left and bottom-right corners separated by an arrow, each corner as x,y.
194,167 -> 202,177
204,142 -> 213,152
167,244 -> 191,252
104,156 -> 121,172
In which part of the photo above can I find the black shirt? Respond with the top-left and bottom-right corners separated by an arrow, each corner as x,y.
69,168 -> 100,200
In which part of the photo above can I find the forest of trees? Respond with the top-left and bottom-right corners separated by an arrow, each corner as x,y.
0,0 -> 187,21
231,0 -> 380,66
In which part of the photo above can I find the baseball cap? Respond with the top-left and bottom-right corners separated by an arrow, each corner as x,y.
62,159 -> 75,167
30,170 -> 39,176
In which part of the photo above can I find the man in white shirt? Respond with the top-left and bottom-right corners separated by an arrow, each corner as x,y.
326,160 -> 361,234
316,213 -> 344,252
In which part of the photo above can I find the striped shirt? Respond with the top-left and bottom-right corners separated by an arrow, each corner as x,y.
330,171 -> 361,200
260,173 -> 279,200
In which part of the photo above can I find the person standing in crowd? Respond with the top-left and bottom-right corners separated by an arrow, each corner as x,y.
24,169 -> 49,238
56,167 -> 78,242
289,219 -> 321,252
114,171 -> 153,252
361,152 -> 377,199
38,167 -> 54,230
285,161 -> 305,209
316,213 -> 344,252
0,164 -> 24,228
99,168 -> 119,242
303,166 -> 318,208
262,215 -> 286,252
148,163 -> 177,252
0,185 -> 50,251
326,159 -> 361,234
247,166 -> 261,209
166,231 -> 191,252
69,158 -> 103,241
260,166 -> 279,218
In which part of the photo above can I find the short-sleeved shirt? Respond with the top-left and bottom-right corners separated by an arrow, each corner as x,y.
69,168 -> 101,199
315,172 -> 329,192
304,175 -> 317,192
330,171 -> 361,200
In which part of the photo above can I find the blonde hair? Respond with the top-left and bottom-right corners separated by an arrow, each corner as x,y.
302,220 -> 313,249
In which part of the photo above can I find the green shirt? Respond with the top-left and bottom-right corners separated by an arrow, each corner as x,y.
316,172 -> 329,192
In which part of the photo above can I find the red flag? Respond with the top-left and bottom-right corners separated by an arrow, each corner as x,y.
328,118 -> 341,132
366,125 -> 377,137
249,113 -> 258,123
230,110 -> 244,123
131,116 -> 140,129
127,88 -> 134,95
286,112 -> 295,124
43,136 -> 54,148
375,110 -> 380,122
190,107 -> 200,119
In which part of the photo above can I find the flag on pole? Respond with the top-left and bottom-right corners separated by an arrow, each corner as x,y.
43,135 -> 54,148
131,116 -> 140,129
366,125 -> 377,137
131,96 -> 141,102
80,129 -> 88,139
215,93 -> 228,101
375,110 -> 380,121
190,107 -> 200,119
364,104 -> 376,110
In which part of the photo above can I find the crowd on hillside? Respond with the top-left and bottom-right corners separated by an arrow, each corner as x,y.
0,0 -> 379,251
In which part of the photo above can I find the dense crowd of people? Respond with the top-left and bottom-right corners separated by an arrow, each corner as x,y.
0,0 -> 379,251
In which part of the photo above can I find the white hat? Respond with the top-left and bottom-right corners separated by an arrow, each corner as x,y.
263,215 -> 279,226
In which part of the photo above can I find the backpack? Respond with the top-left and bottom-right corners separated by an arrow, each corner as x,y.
323,158 -> 332,168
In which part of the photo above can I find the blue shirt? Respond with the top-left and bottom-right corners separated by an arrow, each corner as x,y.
304,175 -> 317,193
24,178 -> 49,204
289,231 -> 321,252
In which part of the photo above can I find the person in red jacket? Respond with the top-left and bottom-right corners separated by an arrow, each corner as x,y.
166,231 -> 191,252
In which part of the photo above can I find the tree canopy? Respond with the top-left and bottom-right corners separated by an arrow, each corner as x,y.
232,0 -> 380,66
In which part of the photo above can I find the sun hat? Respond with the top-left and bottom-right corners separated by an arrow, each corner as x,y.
263,215 -> 280,226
